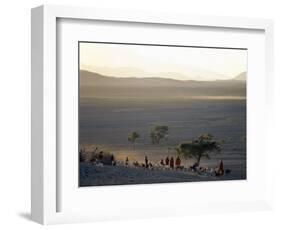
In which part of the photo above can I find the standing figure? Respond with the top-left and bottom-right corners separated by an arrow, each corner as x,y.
175,156 -> 181,169
98,151 -> 103,160
218,160 -> 224,176
111,154 -> 116,166
160,159 -> 164,166
145,156 -> 148,168
165,156 -> 170,166
125,157 -> 129,166
170,157 -> 174,169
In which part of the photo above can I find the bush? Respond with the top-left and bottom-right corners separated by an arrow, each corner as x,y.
79,146 -> 115,165
91,151 -> 113,165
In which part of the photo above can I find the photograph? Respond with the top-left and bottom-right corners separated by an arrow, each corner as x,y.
78,42 -> 247,187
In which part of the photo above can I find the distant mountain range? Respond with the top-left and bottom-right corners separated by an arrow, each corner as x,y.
234,71 -> 246,81
80,70 -> 246,99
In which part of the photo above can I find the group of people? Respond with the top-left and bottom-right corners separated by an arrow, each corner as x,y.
160,156 -> 182,169
123,156 -> 229,177
130,156 -> 154,169
126,155 -> 183,170
88,147 -> 229,177
189,160 -> 229,177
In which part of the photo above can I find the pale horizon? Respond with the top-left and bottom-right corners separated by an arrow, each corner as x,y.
80,42 -> 247,81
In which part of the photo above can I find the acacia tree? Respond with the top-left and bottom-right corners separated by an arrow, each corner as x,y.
150,125 -> 169,144
176,134 -> 221,166
128,131 -> 140,150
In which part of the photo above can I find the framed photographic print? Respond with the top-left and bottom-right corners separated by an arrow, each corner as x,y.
78,41 -> 247,187
31,5 -> 274,224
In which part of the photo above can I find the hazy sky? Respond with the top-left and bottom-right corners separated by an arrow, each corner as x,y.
80,42 -> 247,81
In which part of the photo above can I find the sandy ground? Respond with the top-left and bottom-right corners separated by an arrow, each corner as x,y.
79,162 -> 244,187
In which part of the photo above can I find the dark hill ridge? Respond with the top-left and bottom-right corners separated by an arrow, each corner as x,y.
80,70 -> 246,99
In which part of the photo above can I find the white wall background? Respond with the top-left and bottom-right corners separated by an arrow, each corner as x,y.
0,0 -> 280,229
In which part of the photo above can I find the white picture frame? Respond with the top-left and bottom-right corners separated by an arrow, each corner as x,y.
31,5 -> 274,225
